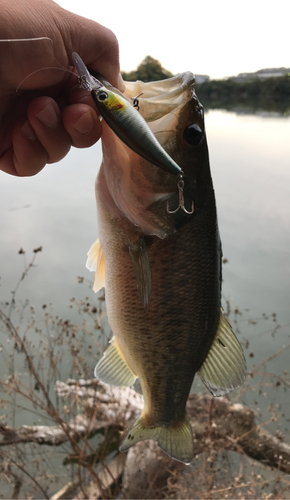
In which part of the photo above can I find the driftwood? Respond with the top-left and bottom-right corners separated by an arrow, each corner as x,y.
1,379 -> 290,498
0,380 -> 142,447
50,454 -> 127,500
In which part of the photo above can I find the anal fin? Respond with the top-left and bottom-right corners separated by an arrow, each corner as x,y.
120,412 -> 193,465
86,238 -> 105,293
95,337 -> 137,387
129,238 -> 152,312
198,309 -> 247,396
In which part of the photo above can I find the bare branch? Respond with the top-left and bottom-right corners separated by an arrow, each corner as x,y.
0,379 -> 142,447
1,378 -> 289,480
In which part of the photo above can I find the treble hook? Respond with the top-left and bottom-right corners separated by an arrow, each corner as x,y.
167,172 -> 194,215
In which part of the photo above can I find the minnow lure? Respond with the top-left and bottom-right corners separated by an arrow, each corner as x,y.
72,52 -> 182,177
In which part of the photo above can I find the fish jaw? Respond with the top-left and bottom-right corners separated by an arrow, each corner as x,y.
99,122 -> 177,238
98,73 -> 207,238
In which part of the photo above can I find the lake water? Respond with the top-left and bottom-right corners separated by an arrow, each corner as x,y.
0,109 -> 290,496
1,110 -> 289,319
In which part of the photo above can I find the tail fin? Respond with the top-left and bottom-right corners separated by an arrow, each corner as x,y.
119,413 -> 193,464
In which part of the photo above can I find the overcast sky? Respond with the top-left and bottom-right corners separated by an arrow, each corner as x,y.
57,0 -> 288,79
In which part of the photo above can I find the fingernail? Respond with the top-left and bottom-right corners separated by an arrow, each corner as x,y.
36,102 -> 59,128
73,111 -> 94,134
21,121 -> 36,140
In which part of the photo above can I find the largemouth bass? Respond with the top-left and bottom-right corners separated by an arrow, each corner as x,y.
86,72 -> 246,464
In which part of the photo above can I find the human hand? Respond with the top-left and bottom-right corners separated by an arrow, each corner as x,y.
0,0 -> 124,176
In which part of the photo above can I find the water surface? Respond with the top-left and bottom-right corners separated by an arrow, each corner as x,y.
0,110 -> 290,495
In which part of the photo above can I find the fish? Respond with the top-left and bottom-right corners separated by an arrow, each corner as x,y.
85,69 -> 247,464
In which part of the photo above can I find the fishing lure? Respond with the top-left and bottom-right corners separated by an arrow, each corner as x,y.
72,52 -> 196,214
72,52 -> 182,177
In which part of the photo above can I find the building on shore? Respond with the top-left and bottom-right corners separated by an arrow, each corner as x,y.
194,74 -> 210,84
233,67 -> 290,82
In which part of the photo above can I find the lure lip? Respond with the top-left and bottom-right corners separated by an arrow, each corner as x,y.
72,52 -> 103,91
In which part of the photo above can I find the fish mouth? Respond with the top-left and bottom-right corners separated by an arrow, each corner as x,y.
89,70 -> 197,173
123,73 -> 200,156
94,72 -> 199,237
124,73 -> 199,155
123,72 -> 196,123
95,71 -> 197,126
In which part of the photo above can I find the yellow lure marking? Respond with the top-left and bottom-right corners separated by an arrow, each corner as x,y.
107,94 -> 124,111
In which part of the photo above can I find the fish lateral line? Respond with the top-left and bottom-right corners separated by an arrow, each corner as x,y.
129,237 -> 152,312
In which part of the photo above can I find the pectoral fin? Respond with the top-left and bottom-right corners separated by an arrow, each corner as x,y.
129,238 -> 152,312
198,310 -> 247,396
86,239 -> 105,293
95,337 -> 137,387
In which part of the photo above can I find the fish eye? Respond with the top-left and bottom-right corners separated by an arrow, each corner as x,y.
183,124 -> 203,146
97,91 -> 108,102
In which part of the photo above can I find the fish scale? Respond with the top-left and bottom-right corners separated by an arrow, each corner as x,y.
101,188 -> 220,425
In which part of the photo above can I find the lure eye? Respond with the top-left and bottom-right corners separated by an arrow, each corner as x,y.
183,124 -> 203,146
97,91 -> 108,102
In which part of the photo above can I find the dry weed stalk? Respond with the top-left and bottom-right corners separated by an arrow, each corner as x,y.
0,250 -> 290,499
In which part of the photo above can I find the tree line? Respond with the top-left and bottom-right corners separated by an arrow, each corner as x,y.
122,57 -> 290,114
195,74 -> 290,114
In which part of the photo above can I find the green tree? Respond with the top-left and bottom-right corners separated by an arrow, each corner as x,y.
121,56 -> 173,82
